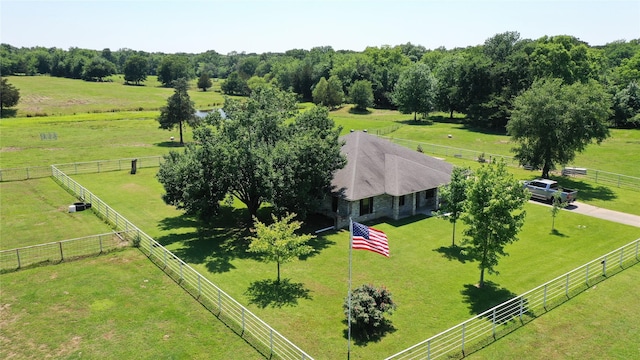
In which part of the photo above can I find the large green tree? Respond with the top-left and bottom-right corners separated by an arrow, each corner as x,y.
0,78 -> 20,112
82,56 -> 116,81
461,159 -> 529,288
157,78 -> 199,145
157,85 -> 345,221
123,54 -> 148,85
157,55 -> 194,87
247,213 -> 314,283
312,75 -> 344,109
392,63 -> 437,121
197,72 -> 213,91
507,78 -> 612,178
437,166 -> 470,247
348,79 -> 374,111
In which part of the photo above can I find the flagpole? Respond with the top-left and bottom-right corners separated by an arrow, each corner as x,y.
348,217 -> 353,360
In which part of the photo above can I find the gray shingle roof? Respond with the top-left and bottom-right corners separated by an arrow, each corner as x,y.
332,131 -> 453,201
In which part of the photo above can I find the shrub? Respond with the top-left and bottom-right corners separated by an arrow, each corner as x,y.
343,284 -> 396,334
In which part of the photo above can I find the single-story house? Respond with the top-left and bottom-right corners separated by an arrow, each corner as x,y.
322,130 -> 453,229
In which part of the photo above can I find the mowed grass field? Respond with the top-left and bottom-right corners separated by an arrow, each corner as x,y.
1,76 -> 639,358
70,169 -> 640,358
0,248 -> 266,360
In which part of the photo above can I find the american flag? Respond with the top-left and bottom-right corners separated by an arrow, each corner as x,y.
351,221 -> 389,257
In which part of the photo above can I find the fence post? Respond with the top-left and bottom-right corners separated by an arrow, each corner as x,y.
99,235 -> 103,253
242,308 -> 245,334
427,339 -> 431,360
163,249 -> 167,268
543,284 -> 548,310
565,274 -> 570,298
16,248 -> 21,268
519,297 -> 524,322
218,288 -> 222,313
98,161 -> 101,173
197,274 -> 202,297
636,241 -> 639,260
602,257 -> 607,277
59,242 -> 64,261
270,328 -> 274,355
26,167 -> 30,179
620,248 -> 624,268
585,263 -> 589,285
461,322 -> 466,356
492,308 -> 496,338
179,261 -> 183,282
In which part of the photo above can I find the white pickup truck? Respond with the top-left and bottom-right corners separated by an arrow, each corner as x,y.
523,179 -> 578,203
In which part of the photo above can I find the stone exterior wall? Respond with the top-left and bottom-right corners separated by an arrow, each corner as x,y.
321,188 -> 440,229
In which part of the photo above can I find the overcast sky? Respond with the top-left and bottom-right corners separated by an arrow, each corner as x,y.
2,0 -> 639,54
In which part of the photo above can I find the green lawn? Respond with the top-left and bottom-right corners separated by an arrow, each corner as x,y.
70,169 -> 640,359
0,178 -> 113,250
469,264 -> 640,360
0,248 -> 266,360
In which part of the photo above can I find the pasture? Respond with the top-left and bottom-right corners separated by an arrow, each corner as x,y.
1,76 -> 639,358
69,169 -> 639,358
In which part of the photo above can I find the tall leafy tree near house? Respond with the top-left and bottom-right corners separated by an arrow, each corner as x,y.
157,78 -> 199,145
507,78 -> 611,178
392,63 -> 437,121
462,159 -> 528,288
157,85 -> 345,224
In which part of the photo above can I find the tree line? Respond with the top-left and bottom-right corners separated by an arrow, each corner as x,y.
1,32 -> 639,127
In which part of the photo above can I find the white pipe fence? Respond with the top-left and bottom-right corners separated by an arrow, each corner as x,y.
0,156 -> 163,182
50,165 -> 313,360
0,232 -> 129,272
385,238 -> 640,360
378,136 -> 640,191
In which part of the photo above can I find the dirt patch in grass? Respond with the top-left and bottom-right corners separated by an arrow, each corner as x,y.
0,147 -> 23,152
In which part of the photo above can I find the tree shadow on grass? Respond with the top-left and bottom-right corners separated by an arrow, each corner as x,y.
461,281 -> 517,317
155,205 -> 258,273
342,319 -> 397,346
547,176 -> 616,202
434,245 -> 474,263
550,228 -> 568,237
154,141 -> 185,148
245,278 -> 312,308
348,107 -> 372,115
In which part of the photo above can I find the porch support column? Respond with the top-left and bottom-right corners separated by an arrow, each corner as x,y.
393,196 -> 400,220
412,192 -> 417,216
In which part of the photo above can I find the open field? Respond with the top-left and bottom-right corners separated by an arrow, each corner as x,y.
0,177 -> 113,250
5,75 -> 227,117
0,248 -> 266,360
2,76 -> 640,358
70,169 -> 640,358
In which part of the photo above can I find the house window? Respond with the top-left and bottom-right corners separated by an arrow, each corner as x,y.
399,195 -> 405,206
360,197 -> 374,215
425,188 -> 436,199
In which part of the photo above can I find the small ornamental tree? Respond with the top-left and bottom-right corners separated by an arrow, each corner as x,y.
437,166 -> 471,247
550,191 -> 568,232
247,213 -> 314,283
344,284 -> 396,335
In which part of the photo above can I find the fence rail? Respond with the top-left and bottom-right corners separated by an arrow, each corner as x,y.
0,232 -> 129,272
563,167 -> 640,191
0,156 -> 163,182
385,238 -> 640,360
51,165 -> 312,360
